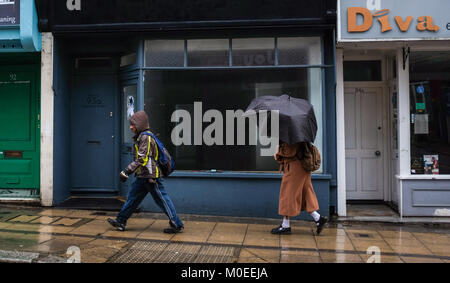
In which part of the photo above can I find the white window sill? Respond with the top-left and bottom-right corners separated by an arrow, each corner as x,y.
396,175 -> 450,180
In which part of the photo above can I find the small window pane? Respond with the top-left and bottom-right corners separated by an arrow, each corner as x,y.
145,40 -> 184,67
278,37 -> 322,65
120,53 -> 137,67
344,61 -> 382,81
232,38 -> 275,66
187,39 -> 229,67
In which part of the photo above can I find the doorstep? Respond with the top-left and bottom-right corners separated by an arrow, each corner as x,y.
0,189 -> 40,202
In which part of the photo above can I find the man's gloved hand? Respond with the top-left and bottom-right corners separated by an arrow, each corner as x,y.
120,169 -> 131,182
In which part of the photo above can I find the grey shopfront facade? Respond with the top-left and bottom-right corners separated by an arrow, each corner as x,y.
337,0 -> 450,217
35,0 -> 338,219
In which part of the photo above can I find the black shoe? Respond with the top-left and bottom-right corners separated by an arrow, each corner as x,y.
271,225 -> 291,235
163,220 -> 184,234
315,216 -> 328,235
107,218 -> 126,231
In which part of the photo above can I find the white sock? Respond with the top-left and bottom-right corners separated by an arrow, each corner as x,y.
311,211 -> 321,222
282,218 -> 290,228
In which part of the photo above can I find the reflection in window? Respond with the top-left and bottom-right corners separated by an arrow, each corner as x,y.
410,52 -> 450,175
232,38 -> 274,66
144,69 -> 323,172
145,37 -> 322,68
187,39 -> 229,67
278,37 -> 322,65
145,40 -> 184,67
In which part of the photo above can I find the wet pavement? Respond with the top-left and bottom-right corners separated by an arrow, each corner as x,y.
0,205 -> 449,263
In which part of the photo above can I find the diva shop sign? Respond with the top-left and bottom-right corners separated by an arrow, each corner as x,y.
338,0 -> 450,41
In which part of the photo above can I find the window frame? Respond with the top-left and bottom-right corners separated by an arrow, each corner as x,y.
138,35 -> 331,174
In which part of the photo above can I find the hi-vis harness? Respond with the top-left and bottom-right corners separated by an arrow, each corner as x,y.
135,134 -> 160,178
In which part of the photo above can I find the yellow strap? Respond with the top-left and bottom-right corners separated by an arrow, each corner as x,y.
152,136 -> 160,177
136,135 -> 158,177
142,136 -> 151,166
154,138 -> 159,161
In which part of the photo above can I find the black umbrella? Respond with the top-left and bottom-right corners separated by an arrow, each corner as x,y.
244,94 -> 317,144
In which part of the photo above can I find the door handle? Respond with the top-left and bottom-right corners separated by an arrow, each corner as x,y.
87,140 -> 101,144
375,151 -> 381,157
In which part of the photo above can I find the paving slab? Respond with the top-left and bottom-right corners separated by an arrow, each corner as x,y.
0,205 -> 449,263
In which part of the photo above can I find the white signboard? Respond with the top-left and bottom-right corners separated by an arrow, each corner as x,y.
338,0 -> 450,42
0,0 -> 19,26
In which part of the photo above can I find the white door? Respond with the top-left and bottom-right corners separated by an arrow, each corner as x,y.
345,87 -> 384,200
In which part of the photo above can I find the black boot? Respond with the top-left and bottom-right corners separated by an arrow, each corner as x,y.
315,216 -> 328,235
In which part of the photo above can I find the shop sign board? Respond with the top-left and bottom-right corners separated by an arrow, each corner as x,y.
36,0 -> 331,32
0,0 -> 20,26
338,0 -> 450,41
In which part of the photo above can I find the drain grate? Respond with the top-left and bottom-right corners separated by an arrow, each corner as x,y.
111,241 -> 237,263
112,241 -> 168,263
154,243 -> 202,263
193,245 -> 236,263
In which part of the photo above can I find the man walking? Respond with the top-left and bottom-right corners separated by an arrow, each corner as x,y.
107,111 -> 184,233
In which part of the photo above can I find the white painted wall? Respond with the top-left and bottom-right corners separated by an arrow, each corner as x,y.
396,48 -> 411,217
396,48 -> 411,177
40,32 -> 54,207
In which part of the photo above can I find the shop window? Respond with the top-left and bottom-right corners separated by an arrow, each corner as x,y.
145,40 -> 184,67
343,60 -> 382,81
232,38 -> 274,66
187,39 -> 229,67
410,52 -> 450,175
278,37 -> 322,65
143,68 -> 323,172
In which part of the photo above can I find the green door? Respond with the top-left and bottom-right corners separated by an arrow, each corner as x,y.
0,66 -> 40,195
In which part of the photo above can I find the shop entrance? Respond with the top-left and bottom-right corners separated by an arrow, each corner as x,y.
344,86 -> 385,200
70,58 -> 120,194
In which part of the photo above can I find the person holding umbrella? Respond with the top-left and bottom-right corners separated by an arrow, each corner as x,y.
245,94 -> 327,235
272,142 -> 327,235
